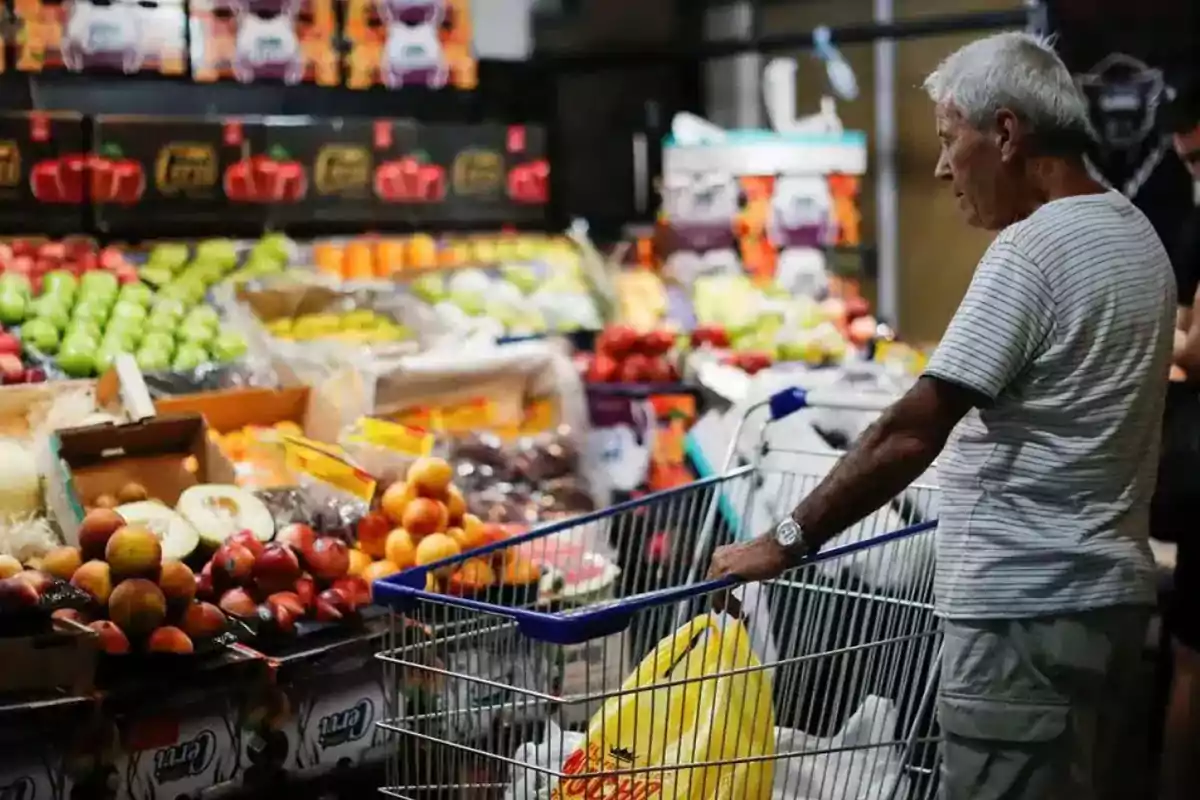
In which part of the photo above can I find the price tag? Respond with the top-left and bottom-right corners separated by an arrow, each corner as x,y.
356,417 -> 435,457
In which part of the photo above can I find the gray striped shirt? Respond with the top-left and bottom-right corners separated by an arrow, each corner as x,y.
925,191 -> 1175,619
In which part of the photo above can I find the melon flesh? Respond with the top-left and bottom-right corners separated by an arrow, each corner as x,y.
175,484 -> 276,549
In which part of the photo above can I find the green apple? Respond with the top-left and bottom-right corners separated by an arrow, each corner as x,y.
43,270 -> 77,296
150,298 -> 186,321
195,238 -> 239,272
103,329 -> 138,353
147,242 -> 190,273
20,317 -> 59,354
71,300 -> 109,326
0,273 -> 31,297
80,270 -> 119,297
66,319 -> 102,345
32,299 -> 70,332
185,262 -> 225,286
211,331 -> 248,363
135,346 -> 171,373
184,305 -> 220,330
118,282 -> 153,307
93,341 -> 130,375
61,328 -> 99,354
0,291 -> 26,325
171,343 -> 208,372
145,316 -> 177,337
139,266 -> 174,288
56,342 -> 95,378
110,301 -> 148,325
141,332 -> 175,355
177,320 -> 214,347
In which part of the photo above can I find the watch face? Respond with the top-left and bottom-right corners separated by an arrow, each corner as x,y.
776,518 -> 799,548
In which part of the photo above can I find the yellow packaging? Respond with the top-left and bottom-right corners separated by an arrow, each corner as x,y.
553,615 -> 775,800
282,436 -> 376,504
354,417 -> 435,458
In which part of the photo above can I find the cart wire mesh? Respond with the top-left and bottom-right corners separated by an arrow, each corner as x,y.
374,387 -> 943,799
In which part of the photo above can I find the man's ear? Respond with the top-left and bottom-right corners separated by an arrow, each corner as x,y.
994,108 -> 1021,162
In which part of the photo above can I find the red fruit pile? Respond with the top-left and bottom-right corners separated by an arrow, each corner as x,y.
0,239 -> 137,290
0,326 -> 43,385
198,526 -> 369,637
582,325 -> 679,384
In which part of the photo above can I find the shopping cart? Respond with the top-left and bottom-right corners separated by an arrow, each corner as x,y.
373,386 -> 943,799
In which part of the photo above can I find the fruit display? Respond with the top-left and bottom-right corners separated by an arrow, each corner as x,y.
210,420 -> 305,489
3,508 -> 237,656
690,273 -> 876,368
354,456 -> 544,599
261,309 -> 413,346
235,281 -> 420,352
450,431 -> 595,525
138,233 -> 296,292
578,324 -> 681,385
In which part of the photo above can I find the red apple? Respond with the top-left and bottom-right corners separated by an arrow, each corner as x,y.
8,256 -> 32,276
0,333 -> 21,358
228,529 -> 265,559
38,241 -> 66,261
643,356 -> 675,384
585,353 -> 618,383
304,537 -> 350,582
618,354 -> 650,384
0,354 -> 24,384
98,246 -> 126,271
210,542 -> 254,586
10,240 -> 34,258
218,587 -> 258,617
277,523 -> 316,558
252,543 -> 302,594
639,329 -> 676,357
597,325 -> 639,359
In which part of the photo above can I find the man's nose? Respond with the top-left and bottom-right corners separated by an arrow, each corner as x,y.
933,154 -> 951,181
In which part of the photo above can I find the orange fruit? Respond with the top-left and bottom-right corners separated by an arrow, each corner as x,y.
347,548 -> 373,577
384,529 -> 417,569
402,498 -> 449,537
380,481 -> 417,525
407,457 -> 454,498
415,533 -> 461,577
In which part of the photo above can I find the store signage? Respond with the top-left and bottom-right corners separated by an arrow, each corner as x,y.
0,112 -> 88,235
317,698 -> 375,749
152,729 -> 218,783
155,144 -> 219,195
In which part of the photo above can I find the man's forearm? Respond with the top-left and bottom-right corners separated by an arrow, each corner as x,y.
790,419 -> 941,550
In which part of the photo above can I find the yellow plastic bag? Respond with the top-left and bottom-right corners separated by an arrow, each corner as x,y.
552,614 -> 775,800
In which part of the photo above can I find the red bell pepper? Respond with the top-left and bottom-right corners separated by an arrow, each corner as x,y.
224,147 -> 307,203
88,145 -> 145,205
373,157 -> 445,203
223,158 -> 254,202
507,159 -> 549,204
30,158 -> 67,203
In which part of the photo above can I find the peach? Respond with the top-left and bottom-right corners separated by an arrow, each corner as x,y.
355,511 -> 391,559
445,485 -> 466,525
146,626 -> 194,655
79,508 -> 125,562
384,529 -> 417,569
415,533 -> 461,578
181,601 -> 227,639
402,498 -> 448,538
87,620 -> 130,654
228,529 -> 266,559
71,560 -> 113,605
407,456 -> 453,498
304,537 -> 350,582
218,587 -> 258,618
210,543 -> 254,586
380,481 -> 417,525
158,560 -> 197,607
252,543 -> 302,595
105,526 -> 162,582
330,576 -> 370,609
42,546 -> 83,581
276,523 -> 316,558
108,579 -> 168,638
0,554 -> 22,579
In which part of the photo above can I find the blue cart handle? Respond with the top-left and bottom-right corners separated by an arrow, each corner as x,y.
373,519 -> 936,646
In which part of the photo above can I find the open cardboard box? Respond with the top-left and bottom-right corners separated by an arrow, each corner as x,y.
46,412 -> 237,549
0,624 -> 97,696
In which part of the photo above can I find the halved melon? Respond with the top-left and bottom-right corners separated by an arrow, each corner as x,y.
176,484 -> 276,549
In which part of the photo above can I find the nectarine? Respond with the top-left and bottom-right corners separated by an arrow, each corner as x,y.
503,556 -> 541,586
355,511 -> 391,559
108,578 -> 168,638
449,558 -> 496,594
445,485 -> 466,525
276,523 -> 316,557
415,533 -> 461,578
42,546 -> 83,581
347,548 -> 372,577
105,526 -> 163,582
361,560 -> 402,587
71,560 -> 113,604
380,481 -> 417,525
384,529 -> 417,569
218,587 -> 258,618
305,537 -> 350,581
182,601 -> 227,639
458,514 -> 488,551
88,620 -> 131,654
403,498 -> 448,538
210,542 -> 254,586
252,543 -> 302,594
159,560 -> 197,606
79,508 -> 125,561
408,456 -> 454,498
147,626 -> 194,654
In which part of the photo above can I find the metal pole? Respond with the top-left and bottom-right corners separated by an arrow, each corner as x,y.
874,0 -> 900,327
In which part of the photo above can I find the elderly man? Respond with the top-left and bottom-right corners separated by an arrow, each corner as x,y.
709,32 -> 1175,799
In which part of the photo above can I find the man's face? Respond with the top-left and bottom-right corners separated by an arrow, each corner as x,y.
933,102 -> 1016,231
1174,125 -> 1200,180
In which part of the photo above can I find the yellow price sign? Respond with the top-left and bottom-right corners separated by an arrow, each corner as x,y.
282,437 -> 376,504
356,418 -> 434,458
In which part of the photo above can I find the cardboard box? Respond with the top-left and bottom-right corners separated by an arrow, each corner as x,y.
0,626 -> 97,696
47,413 -> 236,547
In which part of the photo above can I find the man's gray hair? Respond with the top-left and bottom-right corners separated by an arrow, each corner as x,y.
923,32 -> 1096,152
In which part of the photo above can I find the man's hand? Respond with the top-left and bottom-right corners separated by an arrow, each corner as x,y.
708,535 -> 793,583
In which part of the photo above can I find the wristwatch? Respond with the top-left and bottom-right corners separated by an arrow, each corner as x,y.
774,517 -> 811,565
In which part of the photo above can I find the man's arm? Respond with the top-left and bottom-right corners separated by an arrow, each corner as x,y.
791,376 -> 980,549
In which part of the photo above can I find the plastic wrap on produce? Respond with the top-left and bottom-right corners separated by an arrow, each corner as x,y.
137,359 -> 279,398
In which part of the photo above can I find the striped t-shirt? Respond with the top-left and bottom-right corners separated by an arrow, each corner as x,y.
925,190 -> 1175,619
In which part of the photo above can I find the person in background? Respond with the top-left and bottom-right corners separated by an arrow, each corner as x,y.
709,32 -> 1175,800
1157,91 -> 1200,800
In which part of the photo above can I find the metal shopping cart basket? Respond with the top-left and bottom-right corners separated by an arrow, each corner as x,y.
373,386 -> 943,799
